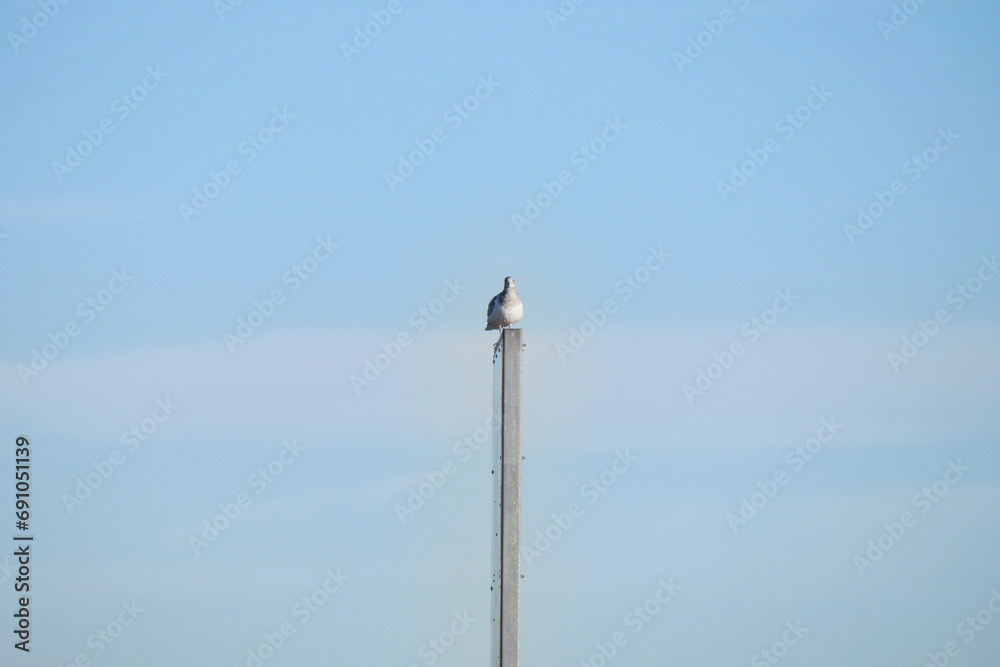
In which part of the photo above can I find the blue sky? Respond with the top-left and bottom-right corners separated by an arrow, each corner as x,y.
1,1 -> 999,665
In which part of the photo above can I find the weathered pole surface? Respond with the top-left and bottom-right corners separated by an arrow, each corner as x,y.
491,328 -> 522,667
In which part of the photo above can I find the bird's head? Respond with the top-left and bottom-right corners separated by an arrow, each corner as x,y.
504,276 -> 515,289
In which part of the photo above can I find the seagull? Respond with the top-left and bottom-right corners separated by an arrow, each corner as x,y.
486,276 -> 523,355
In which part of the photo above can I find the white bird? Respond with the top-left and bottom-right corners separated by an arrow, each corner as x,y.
486,276 -> 523,354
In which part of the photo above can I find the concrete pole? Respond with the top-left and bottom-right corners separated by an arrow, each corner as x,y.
491,328 -> 522,667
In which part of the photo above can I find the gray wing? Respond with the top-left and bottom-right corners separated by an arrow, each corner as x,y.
486,294 -> 500,317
